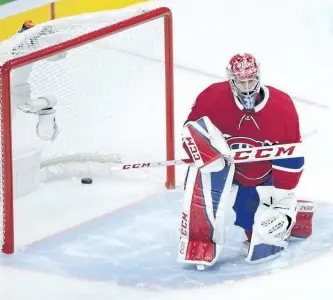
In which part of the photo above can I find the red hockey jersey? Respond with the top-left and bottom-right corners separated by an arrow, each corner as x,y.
186,81 -> 304,190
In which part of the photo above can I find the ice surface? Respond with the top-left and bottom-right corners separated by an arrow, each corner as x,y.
1,189 -> 333,290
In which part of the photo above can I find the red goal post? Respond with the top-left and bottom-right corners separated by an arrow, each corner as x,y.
0,7 -> 175,254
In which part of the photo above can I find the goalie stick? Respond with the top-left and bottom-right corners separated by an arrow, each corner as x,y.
110,142 -> 303,171
41,142 -> 302,171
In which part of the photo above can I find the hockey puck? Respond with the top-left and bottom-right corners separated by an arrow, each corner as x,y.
81,177 -> 93,184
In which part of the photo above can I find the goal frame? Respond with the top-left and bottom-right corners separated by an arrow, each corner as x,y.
0,7 -> 175,254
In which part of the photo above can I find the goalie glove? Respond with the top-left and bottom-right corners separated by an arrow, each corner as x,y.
254,186 -> 297,246
182,116 -> 231,173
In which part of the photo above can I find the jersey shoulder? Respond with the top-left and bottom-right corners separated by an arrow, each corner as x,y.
209,81 -> 231,93
265,85 -> 298,117
188,81 -> 234,123
200,81 -> 231,95
196,81 -> 233,105
266,85 -> 294,105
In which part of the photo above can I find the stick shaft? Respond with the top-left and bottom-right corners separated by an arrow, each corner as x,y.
111,142 -> 302,171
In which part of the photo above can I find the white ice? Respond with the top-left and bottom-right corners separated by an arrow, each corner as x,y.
1,0 -> 333,299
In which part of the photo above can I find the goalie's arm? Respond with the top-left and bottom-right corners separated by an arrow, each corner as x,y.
271,99 -> 304,190
183,85 -> 220,168
186,85 -> 215,124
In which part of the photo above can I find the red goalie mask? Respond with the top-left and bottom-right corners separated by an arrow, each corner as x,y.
226,53 -> 261,111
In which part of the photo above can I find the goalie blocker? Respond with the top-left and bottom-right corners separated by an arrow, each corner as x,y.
178,117 -> 313,268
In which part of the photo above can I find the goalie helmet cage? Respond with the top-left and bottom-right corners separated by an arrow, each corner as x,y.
0,7 -> 175,254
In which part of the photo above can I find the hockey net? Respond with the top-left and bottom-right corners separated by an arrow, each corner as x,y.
0,7 -> 174,254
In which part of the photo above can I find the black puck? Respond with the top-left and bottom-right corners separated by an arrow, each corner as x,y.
81,177 -> 93,184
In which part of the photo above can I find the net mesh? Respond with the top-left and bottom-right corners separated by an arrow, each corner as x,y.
0,7 -> 172,252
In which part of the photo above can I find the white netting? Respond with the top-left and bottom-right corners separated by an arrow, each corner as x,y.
0,7 -> 172,252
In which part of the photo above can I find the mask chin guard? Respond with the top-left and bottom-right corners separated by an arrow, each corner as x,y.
239,92 -> 258,111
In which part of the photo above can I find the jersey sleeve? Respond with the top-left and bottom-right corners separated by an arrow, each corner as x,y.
186,85 -> 215,124
271,98 -> 304,190
183,85 -> 215,156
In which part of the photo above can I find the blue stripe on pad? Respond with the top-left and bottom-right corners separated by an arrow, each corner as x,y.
250,243 -> 284,261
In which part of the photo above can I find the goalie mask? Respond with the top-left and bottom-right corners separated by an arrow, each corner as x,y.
226,53 -> 260,111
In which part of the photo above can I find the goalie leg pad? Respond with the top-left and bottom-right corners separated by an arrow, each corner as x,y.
246,200 -> 315,262
246,232 -> 285,263
246,184 -> 293,263
233,186 -> 285,263
291,200 -> 315,239
178,164 -> 235,267
230,177 -> 288,263
245,207 -> 287,263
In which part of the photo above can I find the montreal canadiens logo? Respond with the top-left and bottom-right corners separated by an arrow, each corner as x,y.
225,136 -> 266,150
